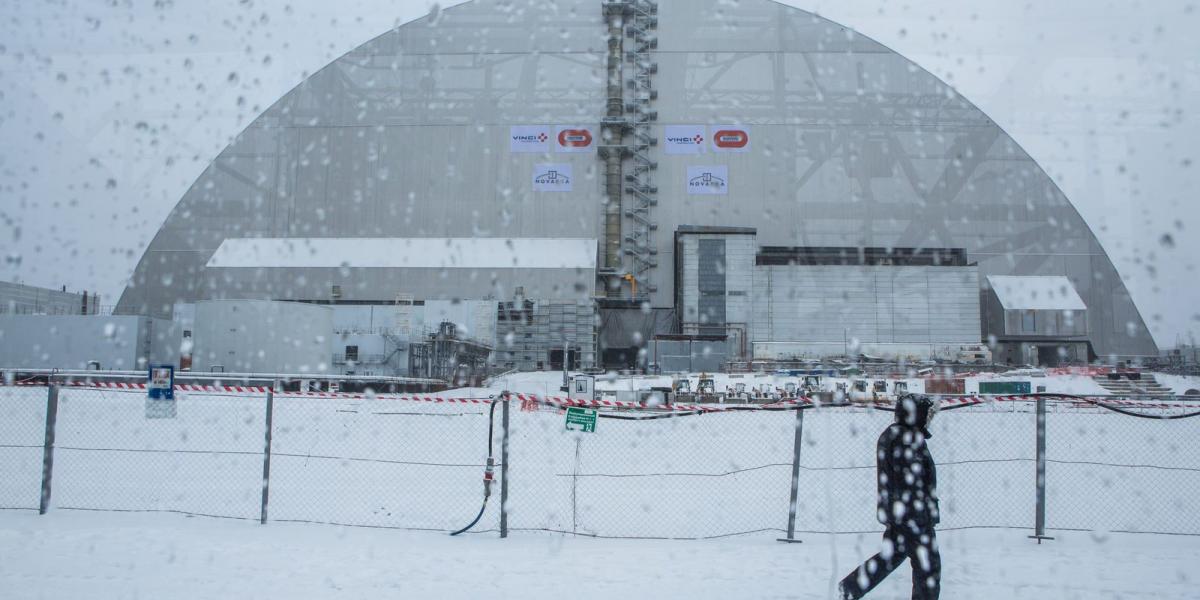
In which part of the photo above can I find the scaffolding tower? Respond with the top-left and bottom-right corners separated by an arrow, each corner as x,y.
600,0 -> 659,301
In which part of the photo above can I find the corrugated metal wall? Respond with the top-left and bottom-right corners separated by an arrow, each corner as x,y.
650,338 -> 730,373
678,232 -> 756,338
751,265 -> 980,351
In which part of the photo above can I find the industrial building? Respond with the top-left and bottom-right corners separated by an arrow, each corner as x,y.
10,0 -> 1160,376
982,275 -> 1090,366
0,281 -> 101,317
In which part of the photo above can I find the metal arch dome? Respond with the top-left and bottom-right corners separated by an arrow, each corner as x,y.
115,0 -> 1157,359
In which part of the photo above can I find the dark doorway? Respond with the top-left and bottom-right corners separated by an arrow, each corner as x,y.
549,348 -> 578,371
602,347 -> 639,370
1037,345 -> 1063,367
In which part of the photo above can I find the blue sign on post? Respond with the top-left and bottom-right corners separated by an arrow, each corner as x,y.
146,365 -> 176,418
148,365 -> 175,400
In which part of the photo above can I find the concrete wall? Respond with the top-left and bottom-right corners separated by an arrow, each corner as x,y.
191,300 -> 333,374
0,315 -> 173,370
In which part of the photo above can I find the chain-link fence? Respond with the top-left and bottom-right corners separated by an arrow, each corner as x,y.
1046,408 -> 1200,535
505,401 -> 1041,538
507,404 -> 796,538
267,395 -> 498,532
0,386 -> 46,511
4,384 -> 1200,540
51,387 -> 266,520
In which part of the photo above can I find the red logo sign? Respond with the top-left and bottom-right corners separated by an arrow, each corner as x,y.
558,129 -> 593,148
713,129 -> 749,149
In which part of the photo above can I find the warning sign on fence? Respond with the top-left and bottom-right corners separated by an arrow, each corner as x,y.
565,407 -> 597,433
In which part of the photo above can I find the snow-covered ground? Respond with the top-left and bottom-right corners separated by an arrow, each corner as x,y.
1154,374 -> 1200,396
1,510 -> 1197,600
4,378 -> 1200,598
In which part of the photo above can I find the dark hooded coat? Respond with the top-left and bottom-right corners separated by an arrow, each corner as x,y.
876,395 -> 940,528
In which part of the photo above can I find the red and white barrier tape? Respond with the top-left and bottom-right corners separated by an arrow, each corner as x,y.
6,383 -> 1195,412
8,381 -> 269,393
276,391 -> 495,404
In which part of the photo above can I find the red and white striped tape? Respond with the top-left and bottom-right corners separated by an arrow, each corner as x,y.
6,382 -> 1194,412
8,381 -> 269,393
276,391 -> 495,404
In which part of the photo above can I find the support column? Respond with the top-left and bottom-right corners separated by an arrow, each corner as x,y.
38,385 -> 60,515
1029,396 -> 1054,543
778,407 -> 805,543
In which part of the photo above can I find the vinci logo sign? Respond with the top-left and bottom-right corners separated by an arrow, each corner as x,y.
687,165 -> 728,196
711,126 -> 750,153
664,125 -> 706,155
555,126 -> 594,153
533,163 -> 573,192
510,126 -> 551,153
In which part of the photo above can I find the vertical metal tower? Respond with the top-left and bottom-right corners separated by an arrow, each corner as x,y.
600,0 -> 658,300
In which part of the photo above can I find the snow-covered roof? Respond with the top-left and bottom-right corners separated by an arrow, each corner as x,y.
206,237 -> 597,270
987,275 -> 1086,311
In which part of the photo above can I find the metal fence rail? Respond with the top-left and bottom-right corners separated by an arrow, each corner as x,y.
3,385 -> 1199,541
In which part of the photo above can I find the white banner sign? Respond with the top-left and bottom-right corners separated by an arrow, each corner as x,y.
510,125 -> 551,153
710,125 -> 751,153
555,126 -> 595,153
533,163 -> 573,192
687,165 -> 728,195
664,125 -> 706,155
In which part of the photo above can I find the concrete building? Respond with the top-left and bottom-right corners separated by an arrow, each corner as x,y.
107,0 -> 1156,369
0,314 -> 175,371
0,281 -> 100,316
190,300 -> 333,374
983,276 -> 1090,366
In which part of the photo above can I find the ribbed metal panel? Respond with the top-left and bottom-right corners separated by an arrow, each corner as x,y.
752,265 -> 980,347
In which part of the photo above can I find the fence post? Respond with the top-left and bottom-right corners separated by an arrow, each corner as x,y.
1029,396 -> 1054,543
38,385 -> 60,515
500,394 -> 510,539
259,388 -> 274,525
777,407 -> 805,543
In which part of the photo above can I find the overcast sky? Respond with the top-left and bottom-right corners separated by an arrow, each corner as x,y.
0,0 -> 1196,347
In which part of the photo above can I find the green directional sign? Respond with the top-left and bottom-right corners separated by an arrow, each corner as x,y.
979,381 -> 1032,395
565,407 -> 597,433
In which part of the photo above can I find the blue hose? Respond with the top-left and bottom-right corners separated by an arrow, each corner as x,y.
450,398 -> 500,536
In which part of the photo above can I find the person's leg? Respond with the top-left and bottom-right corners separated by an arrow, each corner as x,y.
838,528 -> 907,599
909,528 -> 941,600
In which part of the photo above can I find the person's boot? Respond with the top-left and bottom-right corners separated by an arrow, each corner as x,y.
837,582 -> 855,600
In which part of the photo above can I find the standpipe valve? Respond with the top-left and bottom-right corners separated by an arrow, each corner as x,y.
483,457 -> 496,498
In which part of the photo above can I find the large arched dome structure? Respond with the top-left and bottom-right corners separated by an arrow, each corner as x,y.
116,0 -> 1157,360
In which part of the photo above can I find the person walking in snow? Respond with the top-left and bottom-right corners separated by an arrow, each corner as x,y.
839,394 -> 942,600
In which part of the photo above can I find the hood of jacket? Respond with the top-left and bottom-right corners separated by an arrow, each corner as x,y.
895,394 -> 936,438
